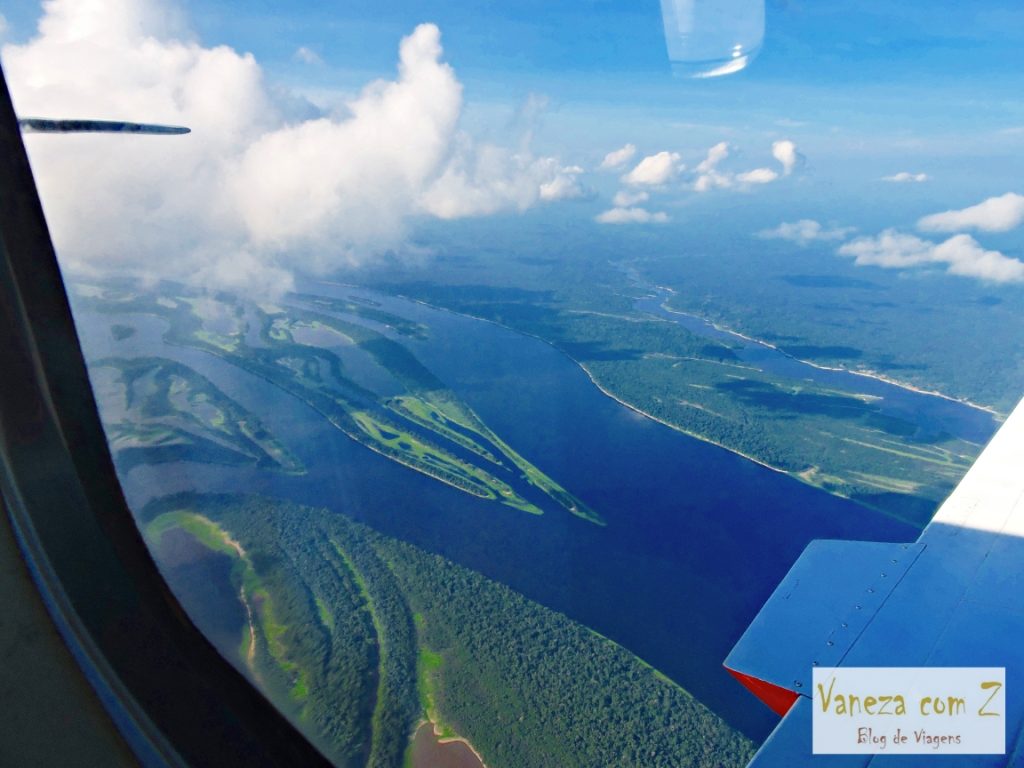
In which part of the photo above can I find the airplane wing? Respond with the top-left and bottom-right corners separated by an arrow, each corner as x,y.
18,118 -> 190,134
726,396 -> 1024,766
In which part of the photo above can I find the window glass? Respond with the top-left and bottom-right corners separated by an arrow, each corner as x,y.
4,1 -> 1021,765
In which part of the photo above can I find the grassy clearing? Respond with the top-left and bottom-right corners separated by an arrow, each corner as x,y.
315,596 -> 334,632
848,471 -> 923,495
840,436 -> 967,468
107,423 -> 186,450
291,670 -> 311,703
145,510 -> 239,557
351,410 -> 541,515
330,540 -> 392,765
387,395 -> 502,465
417,645 -> 457,741
796,466 -> 849,491
301,320 -> 356,345
484,427 -> 604,525
403,392 -> 604,525
194,329 -> 240,353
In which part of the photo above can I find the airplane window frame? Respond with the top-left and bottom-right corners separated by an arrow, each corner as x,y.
0,63 -> 334,768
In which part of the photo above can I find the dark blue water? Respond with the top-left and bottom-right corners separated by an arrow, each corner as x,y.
635,289 -> 998,445
75,285 -> 922,741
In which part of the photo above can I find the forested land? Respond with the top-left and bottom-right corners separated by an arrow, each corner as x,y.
141,493 -> 754,768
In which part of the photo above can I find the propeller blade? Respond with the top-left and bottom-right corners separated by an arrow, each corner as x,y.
18,118 -> 190,135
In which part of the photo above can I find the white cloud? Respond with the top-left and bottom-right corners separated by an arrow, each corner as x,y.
602,139 -> 802,195
622,151 -> 682,186
771,139 -> 801,175
231,24 -> 463,262
736,167 -> 778,185
693,173 -> 729,192
539,165 -> 585,201
4,0 -> 579,296
693,141 -> 732,191
692,175 -> 724,193
595,207 -> 669,224
758,219 -> 855,245
612,189 -> 648,207
838,229 -> 1024,283
696,141 -> 729,174
838,230 -> 937,268
600,143 -> 637,170
420,147 -> 583,218
293,46 -> 322,65
0,13 -> 8,39
693,139 -> 800,192
882,171 -> 929,183
936,235 -> 1024,282
917,192 -> 1024,233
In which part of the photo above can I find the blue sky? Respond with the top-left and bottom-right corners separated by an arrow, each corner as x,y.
180,1 -> 1024,198
4,0 -> 1022,170
187,2 -> 1024,108
7,0 -> 1024,106
2,0 -> 1022,291
170,0 -> 1024,196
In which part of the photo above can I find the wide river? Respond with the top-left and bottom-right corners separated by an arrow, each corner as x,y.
76,282 -> 947,741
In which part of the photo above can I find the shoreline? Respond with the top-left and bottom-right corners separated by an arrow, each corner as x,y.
412,717 -> 489,768
574,362 -> 791,477
433,723 -> 488,768
578,364 -> 927,527
648,293 -> 1002,418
